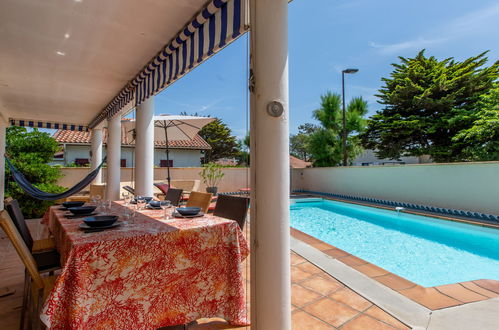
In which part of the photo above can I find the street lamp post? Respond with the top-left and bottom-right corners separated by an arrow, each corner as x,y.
341,68 -> 359,166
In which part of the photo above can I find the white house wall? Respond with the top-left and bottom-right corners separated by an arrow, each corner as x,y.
62,145 -> 203,167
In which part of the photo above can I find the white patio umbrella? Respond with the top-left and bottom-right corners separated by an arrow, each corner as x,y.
122,115 -> 215,186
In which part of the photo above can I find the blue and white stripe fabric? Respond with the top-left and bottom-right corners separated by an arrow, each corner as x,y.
9,119 -> 88,131
90,0 -> 247,128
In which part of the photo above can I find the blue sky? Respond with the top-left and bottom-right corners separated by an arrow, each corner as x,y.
150,0 -> 499,137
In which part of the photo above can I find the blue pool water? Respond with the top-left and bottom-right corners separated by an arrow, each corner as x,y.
290,199 -> 499,287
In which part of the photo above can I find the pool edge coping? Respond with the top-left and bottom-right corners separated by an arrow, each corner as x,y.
292,193 -> 499,230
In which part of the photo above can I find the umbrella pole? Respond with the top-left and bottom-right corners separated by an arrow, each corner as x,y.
163,125 -> 171,187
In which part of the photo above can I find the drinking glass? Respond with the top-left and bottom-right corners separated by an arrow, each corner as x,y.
123,207 -> 136,224
160,200 -> 171,220
136,196 -> 146,210
102,200 -> 112,213
91,194 -> 101,207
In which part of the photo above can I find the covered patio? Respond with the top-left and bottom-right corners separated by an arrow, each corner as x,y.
0,0 -> 290,328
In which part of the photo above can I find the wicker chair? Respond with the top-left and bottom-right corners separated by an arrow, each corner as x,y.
0,210 -> 58,330
186,191 -> 213,213
164,188 -> 184,206
213,195 -> 250,230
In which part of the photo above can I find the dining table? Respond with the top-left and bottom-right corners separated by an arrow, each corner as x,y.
40,201 -> 249,329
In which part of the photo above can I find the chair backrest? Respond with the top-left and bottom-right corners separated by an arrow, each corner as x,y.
5,199 -> 34,251
90,184 -> 106,199
213,195 -> 250,230
186,191 -> 213,213
170,180 -> 200,193
123,185 -> 135,195
165,188 -> 183,206
0,210 -> 44,288
153,182 -> 169,195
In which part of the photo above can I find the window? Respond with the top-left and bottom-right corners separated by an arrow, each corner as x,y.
121,159 -> 127,167
75,158 -> 89,166
159,160 -> 173,167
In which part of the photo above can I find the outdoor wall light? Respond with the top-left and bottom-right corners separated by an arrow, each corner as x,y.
267,100 -> 284,117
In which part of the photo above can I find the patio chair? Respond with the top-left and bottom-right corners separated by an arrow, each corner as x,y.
0,210 -> 58,330
213,195 -> 250,230
164,188 -> 183,206
186,191 -> 213,213
5,199 -> 61,272
123,185 -> 135,195
65,183 -> 106,202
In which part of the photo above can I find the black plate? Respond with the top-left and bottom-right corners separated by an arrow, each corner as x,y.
176,207 -> 201,216
131,197 -> 153,204
145,204 -> 161,210
65,212 -> 98,219
173,211 -> 204,218
68,206 -> 97,215
79,222 -> 120,231
83,215 -> 118,227
62,201 -> 85,208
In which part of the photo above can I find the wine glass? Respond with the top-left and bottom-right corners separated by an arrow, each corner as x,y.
122,192 -> 132,206
136,196 -> 146,210
159,200 -> 171,220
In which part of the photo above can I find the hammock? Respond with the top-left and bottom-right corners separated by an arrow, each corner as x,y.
6,157 -> 105,201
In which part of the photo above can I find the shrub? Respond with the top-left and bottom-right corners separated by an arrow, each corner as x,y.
5,127 -> 64,218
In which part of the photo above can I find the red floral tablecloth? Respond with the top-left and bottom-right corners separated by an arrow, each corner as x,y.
40,202 -> 249,329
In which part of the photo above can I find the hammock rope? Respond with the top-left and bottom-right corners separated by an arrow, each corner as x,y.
5,157 -> 105,201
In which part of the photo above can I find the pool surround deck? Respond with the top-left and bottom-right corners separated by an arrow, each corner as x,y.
290,227 -> 499,311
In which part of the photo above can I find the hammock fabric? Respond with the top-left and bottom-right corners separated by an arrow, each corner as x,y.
6,157 -> 105,201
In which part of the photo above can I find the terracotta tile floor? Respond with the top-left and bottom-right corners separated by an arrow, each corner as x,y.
0,219 -> 412,330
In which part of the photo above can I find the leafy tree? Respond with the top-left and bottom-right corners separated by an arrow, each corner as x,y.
5,127 -> 64,218
236,132 -> 250,165
309,92 -> 368,166
290,123 -> 318,161
197,118 -> 239,163
362,50 -> 499,162
453,83 -> 499,160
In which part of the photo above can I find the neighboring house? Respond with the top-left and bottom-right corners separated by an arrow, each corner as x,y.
352,149 -> 432,166
290,155 -> 312,168
51,129 -> 211,167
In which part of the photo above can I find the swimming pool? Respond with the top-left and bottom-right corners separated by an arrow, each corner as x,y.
290,199 -> 499,287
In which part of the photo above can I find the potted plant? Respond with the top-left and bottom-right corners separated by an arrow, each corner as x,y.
199,162 -> 224,195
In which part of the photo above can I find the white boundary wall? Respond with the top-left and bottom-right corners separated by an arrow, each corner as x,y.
291,162 -> 499,215
58,167 -> 250,194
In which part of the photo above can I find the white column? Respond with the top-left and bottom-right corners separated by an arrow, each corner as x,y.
106,115 -> 121,200
134,97 -> 154,196
91,127 -> 103,184
250,0 -> 291,329
0,120 -> 6,210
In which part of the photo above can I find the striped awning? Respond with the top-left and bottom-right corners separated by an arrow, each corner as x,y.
89,0 -> 248,129
9,119 -> 88,131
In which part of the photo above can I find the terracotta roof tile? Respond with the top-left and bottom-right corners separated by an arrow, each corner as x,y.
52,129 -> 211,150
290,155 -> 312,168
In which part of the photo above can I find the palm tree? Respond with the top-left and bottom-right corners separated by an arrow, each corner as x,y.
309,92 -> 368,167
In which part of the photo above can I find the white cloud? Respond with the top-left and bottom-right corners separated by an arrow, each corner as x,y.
158,97 -> 223,113
369,2 -> 499,55
368,38 -> 446,55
